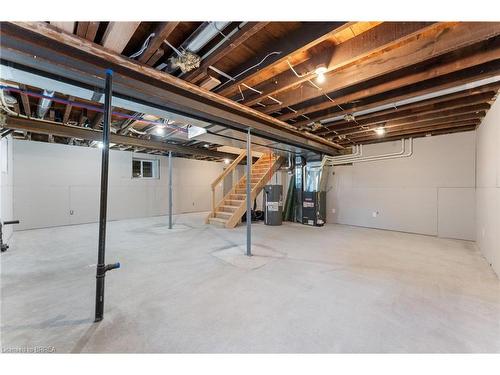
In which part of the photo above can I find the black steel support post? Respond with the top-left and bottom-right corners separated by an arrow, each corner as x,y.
168,151 -> 173,229
246,128 -> 252,257
94,69 -> 120,322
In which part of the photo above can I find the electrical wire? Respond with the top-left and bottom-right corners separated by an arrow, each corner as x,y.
286,60 -> 312,79
0,86 -> 187,133
0,90 -> 19,116
216,51 -> 282,89
129,33 -> 156,59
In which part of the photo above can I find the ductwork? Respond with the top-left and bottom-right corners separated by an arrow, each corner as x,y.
161,22 -> 230,73
36,89 -> 54,119
279,153 -> 294,172
183,22 -> 230,54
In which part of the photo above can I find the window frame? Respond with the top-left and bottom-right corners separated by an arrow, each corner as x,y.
132,158 -> 160,179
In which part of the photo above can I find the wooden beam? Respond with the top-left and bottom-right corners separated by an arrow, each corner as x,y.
2,116 -> 240,159
276,45 -> 500,121
316,91 -> 495,135
101,22 -> 141,53
341,121 -> 480,144
76,22 -> 89,38
50,22 -> 75,34
184,22 -> 270,84
91,112 -> 104,129
138,22 -> 179,63
145,48 -> 165,66
294,79 -> 500,128
85,22 -> 100,42
261,22 -> 500,113
2,21 -> 343,154
242,22 -> 436,106
215,22 -> 352,98
332,108 -> 487,140
18,84 -> 31,117
62,95 -> 74,124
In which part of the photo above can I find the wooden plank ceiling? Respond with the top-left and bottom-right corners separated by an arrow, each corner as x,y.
3,21 -> 500,152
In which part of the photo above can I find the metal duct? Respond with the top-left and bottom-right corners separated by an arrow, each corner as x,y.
36,89 -> 54,119
184,22 -> 230,53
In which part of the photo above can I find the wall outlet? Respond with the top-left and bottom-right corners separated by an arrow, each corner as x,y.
372,211 -> 379,218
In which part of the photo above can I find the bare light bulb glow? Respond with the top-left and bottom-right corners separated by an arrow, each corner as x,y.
374,127 -> 386,136
97,142 -> 104,149
316,73 -> 326,84
155,126 -> 165,136
224,158 -> 231,165
315,66 -> 327,84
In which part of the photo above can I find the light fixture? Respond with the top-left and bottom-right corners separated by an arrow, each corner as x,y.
374,127 -> 386,136
315,64 -> 327,84
154,126 -> 165,136
343,114 -> 356,122
97,142 -> 104,149
223,158 -> 231,165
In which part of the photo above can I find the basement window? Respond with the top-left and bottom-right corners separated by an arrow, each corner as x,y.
132,159 -> 159,179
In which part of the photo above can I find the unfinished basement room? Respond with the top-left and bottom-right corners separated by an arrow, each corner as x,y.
1,9 -> 500,361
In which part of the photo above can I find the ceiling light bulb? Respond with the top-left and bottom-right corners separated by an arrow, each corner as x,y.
315,65 -> 327,84
155,126 -> 165,136
224,158 -> 231,165
374,127 -> 386,136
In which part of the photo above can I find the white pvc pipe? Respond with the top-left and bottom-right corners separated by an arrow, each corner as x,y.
330,144 -> 362,160
327,139 -> 405,163
324,138 -> 413,165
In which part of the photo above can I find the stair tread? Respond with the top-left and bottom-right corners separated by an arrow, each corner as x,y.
208,217 -> 227,223
207,154 -> 280,227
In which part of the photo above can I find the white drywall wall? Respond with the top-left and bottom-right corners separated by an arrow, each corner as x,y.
326,132 -> 476,240
12,139 -> 224,230
476,98 -> 500,276
0,135 -> 14,242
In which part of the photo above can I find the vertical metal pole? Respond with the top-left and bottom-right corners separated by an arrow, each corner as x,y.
246,128 -> 252,256
168,151 -> 173,229
94,69 -> 113,323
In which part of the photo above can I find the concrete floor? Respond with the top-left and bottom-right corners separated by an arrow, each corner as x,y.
1,212 -> 499,353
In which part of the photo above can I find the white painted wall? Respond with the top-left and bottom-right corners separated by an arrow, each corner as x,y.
0,135 -> 14,242
475,99 -> 500,276
326,132 -> 476,240
12,140 -> 223,230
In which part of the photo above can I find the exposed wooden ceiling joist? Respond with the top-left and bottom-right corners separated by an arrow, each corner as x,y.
1,21 -> 343,154
215,22 -> 352,98
101,22 -> 141,53
334,108 -> 487,140
292,77 -> 500,128
260,22 -> 500,114
1,115 -> 239,159
184,22 -> 270,84
138,22 -> 180,64
62,95 -> 74,124
316,91 -> 496,136
241,22 -> 436,107
340,121 -> 480,145
18,84 -> 32,117
279,46 -> 500,123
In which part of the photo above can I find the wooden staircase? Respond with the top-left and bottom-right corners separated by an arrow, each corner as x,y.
206,153 -> 282,228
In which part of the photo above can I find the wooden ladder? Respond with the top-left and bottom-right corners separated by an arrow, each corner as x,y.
206,153 -> 282,228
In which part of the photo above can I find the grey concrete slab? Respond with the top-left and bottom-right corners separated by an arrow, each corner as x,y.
1,212 -> 499,353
